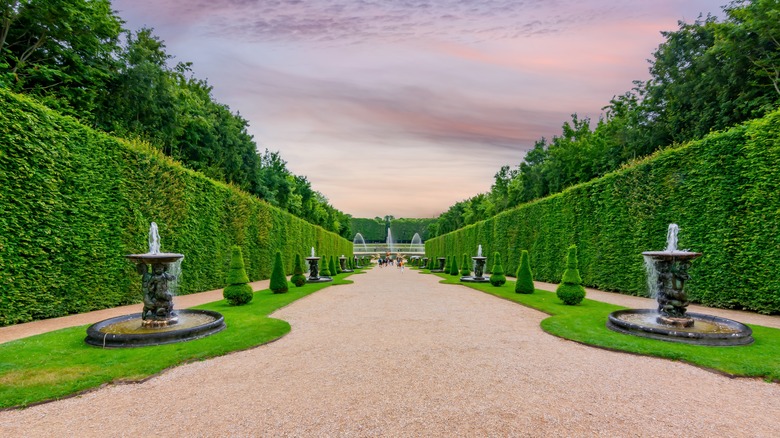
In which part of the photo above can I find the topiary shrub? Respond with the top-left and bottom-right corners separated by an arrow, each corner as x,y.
443,255 -> 450,273
460,254 -> 471,277
556,245 -> 586,305
329,255 -> 339,276
490,252 -> 506,286
291,254 -> 307,287
223,246 -> 253,305
320,255 -> 331,277
515,250 -> 535,294
449,255 -> 459,275
270,251 -> 289,294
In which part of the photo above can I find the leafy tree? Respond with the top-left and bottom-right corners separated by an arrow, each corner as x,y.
270,251 -> 288,294
515,250 -> 535,294
0,0 -> 123,119
223,246 -> 253,305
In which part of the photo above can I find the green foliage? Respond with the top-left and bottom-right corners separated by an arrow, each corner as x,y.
449,255 -> 459,276
557,246 -> 585,305
460,254 -> 471,277
291,254 -> 307,287
429,9 -> 780,237
515,250 -> 535,294
425,109 -> 780,313
0,90 -> 351,325
226,246 -> 251,285
319,256 -> 331,277
329,255 -> 339,276
270,251 -> 289,294
349,217 -> 436,242
223,246 -> 253,305
490,252 -> 506,286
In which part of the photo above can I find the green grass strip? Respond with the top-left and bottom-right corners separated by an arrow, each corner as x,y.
0,272 -> 358,409
432,272 -> 780,382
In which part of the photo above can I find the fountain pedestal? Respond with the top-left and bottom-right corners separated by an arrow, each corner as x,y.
431,257 -> 447,273
461,256 -> 489,283
306,256 -> 332,283
339,256 -> 353,273
126,252 -> 184,328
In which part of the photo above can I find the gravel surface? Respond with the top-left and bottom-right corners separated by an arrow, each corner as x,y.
1,267 -> 779,436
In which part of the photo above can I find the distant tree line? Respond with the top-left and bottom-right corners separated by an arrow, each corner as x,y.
429,0 -> 780,237
0,0 -> 351,237
350,216 -> 435,242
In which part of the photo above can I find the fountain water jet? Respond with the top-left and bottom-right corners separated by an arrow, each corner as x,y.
85,223 -> 225,348
353,233 -> 368,253
606,224 -> 753,346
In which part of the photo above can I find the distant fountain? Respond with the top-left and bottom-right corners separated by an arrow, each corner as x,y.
461,244 -> 489,283
353,232 -> 368,253
606,224 -> 753,346
386,229 -> 396,253
85,222 -> 225,348
305,247 -> 332,283
409,233 -> 423,253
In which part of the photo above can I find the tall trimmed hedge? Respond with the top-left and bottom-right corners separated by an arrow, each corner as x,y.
0,90 -> 352,325
426,110 -> 780,314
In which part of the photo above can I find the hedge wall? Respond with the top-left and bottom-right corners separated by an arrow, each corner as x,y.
426,110 -> 780,314
0,90 -> 352,326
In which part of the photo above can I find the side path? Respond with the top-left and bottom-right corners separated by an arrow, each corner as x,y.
1,266 -> 778,436
2,269 -> 778,344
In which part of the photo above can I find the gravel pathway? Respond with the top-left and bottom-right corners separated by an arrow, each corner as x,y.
2,267 -> 779,436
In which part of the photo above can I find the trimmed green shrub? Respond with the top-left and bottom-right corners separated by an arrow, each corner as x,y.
270,251 -> 289,294
329,255 -> 339,276
490,252 -> 506,286
320,256 -> 331,277
449,255 -> 459,276
556,245 -> 586,305
291,254 -> 307,287
443,255 -> 450,273
515,250 -> 535,294
460,254 -> 471,276
223,246 -> 253,305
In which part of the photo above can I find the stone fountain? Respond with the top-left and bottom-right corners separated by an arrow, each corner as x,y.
85,223 -> 225,348
606,224 -> 753,346
430,257 -> 446,273
305,247 -> 332,283
461,245 -> 489,283
339,255 -> 354,273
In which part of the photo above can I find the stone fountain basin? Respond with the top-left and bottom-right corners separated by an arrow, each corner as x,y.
642,251 -> 702,260
126,252 -> 184,264
607,309 -> 753,346
85,309 -> 225,348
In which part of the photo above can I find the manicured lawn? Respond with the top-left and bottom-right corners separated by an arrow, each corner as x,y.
432,272 -> 780,382
0,273 -> 358,409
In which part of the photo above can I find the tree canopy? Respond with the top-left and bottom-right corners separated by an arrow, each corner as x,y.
429,1 -> 780,237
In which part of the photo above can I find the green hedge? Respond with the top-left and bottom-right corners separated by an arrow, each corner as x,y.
0,90 -> 352,326
349,217 -> 435,242
426,110 -> 780,314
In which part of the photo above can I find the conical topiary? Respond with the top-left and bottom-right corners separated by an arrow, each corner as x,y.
291,254 -> 307,287
489,252 -> 506,286
556,245 -> 586,305
270,251 -> 289,294
443,255 -> 450,273
515,250 -> 535,294
223,246 -> 253,305
460,254 -> 471,277
329,255 -> 339,276
319,255 -> 331,277
449,255 -> 459,275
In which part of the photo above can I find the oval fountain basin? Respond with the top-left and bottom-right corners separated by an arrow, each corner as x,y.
607,309 -> 753,346
85,309 -> 225,348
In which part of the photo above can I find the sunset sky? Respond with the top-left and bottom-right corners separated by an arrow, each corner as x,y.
112,0 -> 723,219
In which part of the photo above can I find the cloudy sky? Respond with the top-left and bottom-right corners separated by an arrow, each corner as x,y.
112,0 -> 723,219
